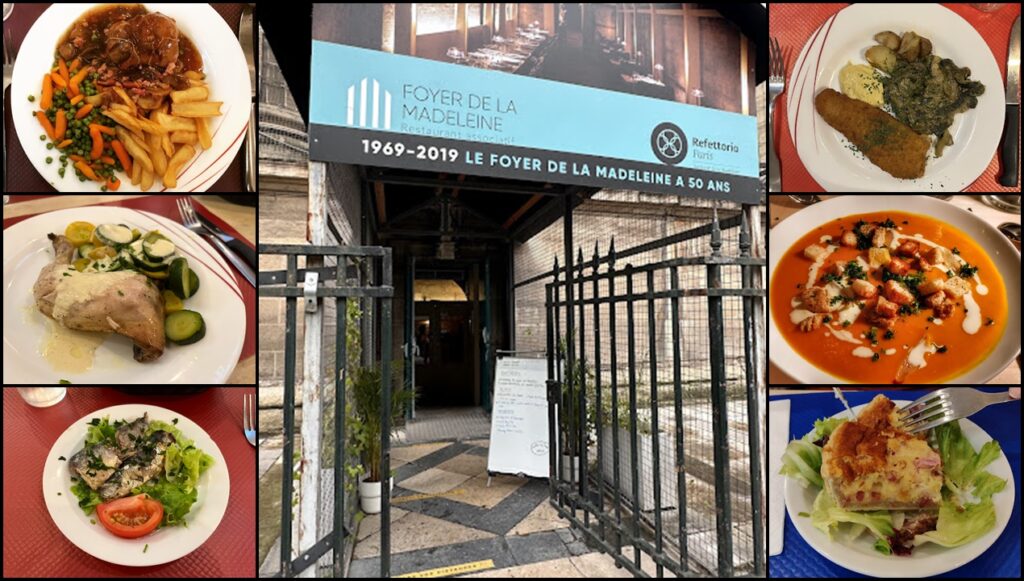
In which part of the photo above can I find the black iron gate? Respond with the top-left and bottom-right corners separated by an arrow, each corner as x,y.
545,204 -> 766,577
259,243 -> 394,578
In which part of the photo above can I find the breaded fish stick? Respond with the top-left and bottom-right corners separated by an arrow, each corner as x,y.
815,89 -> 930,179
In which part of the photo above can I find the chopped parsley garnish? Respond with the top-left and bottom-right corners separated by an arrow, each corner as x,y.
871,352 -> 880,362
866,328 -> 878,344
951,247 -> 960,255
958,263 -> 979,278
821,272 -> 843,285
936,345 -> 948,354
844,261 -> 867,280
841,320 -> 851,328
876,218 -> 898,229
58,456 -> 66,461
985,318 -> 995,326
883,329 -> 894,340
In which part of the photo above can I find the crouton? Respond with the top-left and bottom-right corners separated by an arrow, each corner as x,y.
925,291 -> 945,309
868,247 -> 891,268
829,261 -> 847,277
897,240 -> 919,257
884,280 -> 915,306
872,228 -> 896,248
875,295 -> 900,319
933,302 -> 954,319
798,313 -> 825,333
917,278 -> 945,296
943,277 -> 971,299
803,244 -> 828,261
858,222 -> 876,236
841,230 -> 858,247
850,279 -> 878,299
886,257 -> 911,276
799,286 -> 832,313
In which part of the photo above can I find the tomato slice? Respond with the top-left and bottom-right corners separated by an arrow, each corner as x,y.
96,494 -> 163,539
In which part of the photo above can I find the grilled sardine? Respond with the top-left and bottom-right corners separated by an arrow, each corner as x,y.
99,430 -> 175,500
69,444 -> 123,490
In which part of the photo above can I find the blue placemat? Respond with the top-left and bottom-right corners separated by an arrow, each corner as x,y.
769,388 -> 1021,578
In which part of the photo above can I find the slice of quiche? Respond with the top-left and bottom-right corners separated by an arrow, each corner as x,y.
821,394 -> 942,510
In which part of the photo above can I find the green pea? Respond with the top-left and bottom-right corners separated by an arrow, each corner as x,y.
28,95 -> 35,102
58,167 -> 66,178
40,135 -> 46,141
46,157 -> 53,164
47,143 -> 54,150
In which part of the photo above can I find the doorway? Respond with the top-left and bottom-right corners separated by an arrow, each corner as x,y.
414,301 -> 474,406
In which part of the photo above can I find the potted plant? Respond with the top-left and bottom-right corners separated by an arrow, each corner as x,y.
350,361 -> 414,514
556,338 -> 595,482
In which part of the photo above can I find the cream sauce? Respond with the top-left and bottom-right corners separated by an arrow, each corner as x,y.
851,347 -> 875,358
40,318 -> 108,373
908,336 -> 938,368
962,292 -> 982,334
831,328 -> 863,345
51,271 -> 140,321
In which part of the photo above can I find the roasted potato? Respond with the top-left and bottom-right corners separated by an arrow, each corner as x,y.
873,31 -> 900,50
897,31 -> 923,61
865,45 -> 898,73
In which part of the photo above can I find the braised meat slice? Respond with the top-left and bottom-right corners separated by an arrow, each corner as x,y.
104,13 -> 179,70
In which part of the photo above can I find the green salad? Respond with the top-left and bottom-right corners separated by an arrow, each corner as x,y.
69,415 -> 214,528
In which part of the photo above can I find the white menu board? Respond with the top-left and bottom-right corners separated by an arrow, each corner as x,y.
487,357 -> 550,478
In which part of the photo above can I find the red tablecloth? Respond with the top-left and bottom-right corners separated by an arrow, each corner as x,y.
2,195 -> 255,366
769,2 -> 1022,192
2,387 -> 255,577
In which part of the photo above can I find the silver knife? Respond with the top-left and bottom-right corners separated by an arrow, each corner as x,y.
999,15 -> 1019,187
240,5 -> 256,193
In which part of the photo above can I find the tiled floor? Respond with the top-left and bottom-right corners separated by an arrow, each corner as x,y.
349,438 -> 623,578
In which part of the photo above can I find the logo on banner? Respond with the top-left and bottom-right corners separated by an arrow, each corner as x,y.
346,78 -> 392,129
651,122 -> 688,165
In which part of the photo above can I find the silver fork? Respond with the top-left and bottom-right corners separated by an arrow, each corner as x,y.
176,197 -> 256,286
896,388 -> 1020,434
243,392 -> 256,446
768,37 -> 786,193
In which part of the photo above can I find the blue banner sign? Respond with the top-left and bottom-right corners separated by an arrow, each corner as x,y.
310,41 -> 759,201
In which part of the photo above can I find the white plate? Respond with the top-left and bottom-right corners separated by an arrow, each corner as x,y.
3,206 -> 246,383
42,404 -> 230,566
784,400 -> 1015,578
786,3 -> 1004,191
767,195 -> 1021,384
10,3 -> 250,192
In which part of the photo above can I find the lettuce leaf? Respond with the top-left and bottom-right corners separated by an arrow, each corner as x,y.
810,488 -> 893,541
932,421 -> 1006,503
914,499 -> 996,548
84,417 -> 116,446
146,419 -> 214,493
779,417 -> 847,489
132,477 -> 199,527
70,478 -> 103,515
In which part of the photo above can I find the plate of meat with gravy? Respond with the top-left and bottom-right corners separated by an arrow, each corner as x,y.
10,3 -> 250,192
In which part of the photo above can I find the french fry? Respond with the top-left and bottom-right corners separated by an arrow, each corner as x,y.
140,168 -> 154,192
170,86 -> 209,104
154,112 -> 196,132
162,133 -> 174,157
103,109 -> 142,133
188,78 -> 207,88
163,145 -> 195,189
116,127 -> 154,174
171,101 -> 223,118
131,160 -> 142,186
147,130 -> 168,176
113,85 -> 136,115
195,117 -> 212,150
183,71 -> 206,80
170,131 -> 198,145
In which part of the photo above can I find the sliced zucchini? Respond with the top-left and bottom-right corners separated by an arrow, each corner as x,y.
189,270 -> 199,296
131,228 -> 142,242
143,236 -> 176,261
73,258 -> 91,272
94,224 -> 134,247
162,290 -> 184,313
168,257 -> 196,299
165,310 -> 206,345
131,250 -> 169,271
138,265 -> 170,280
77,243 -> 96,259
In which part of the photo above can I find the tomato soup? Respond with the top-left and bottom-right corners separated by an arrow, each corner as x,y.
770,211 -> 1007,383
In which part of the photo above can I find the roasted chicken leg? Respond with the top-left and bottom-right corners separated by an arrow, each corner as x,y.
33,234 -> 165,362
